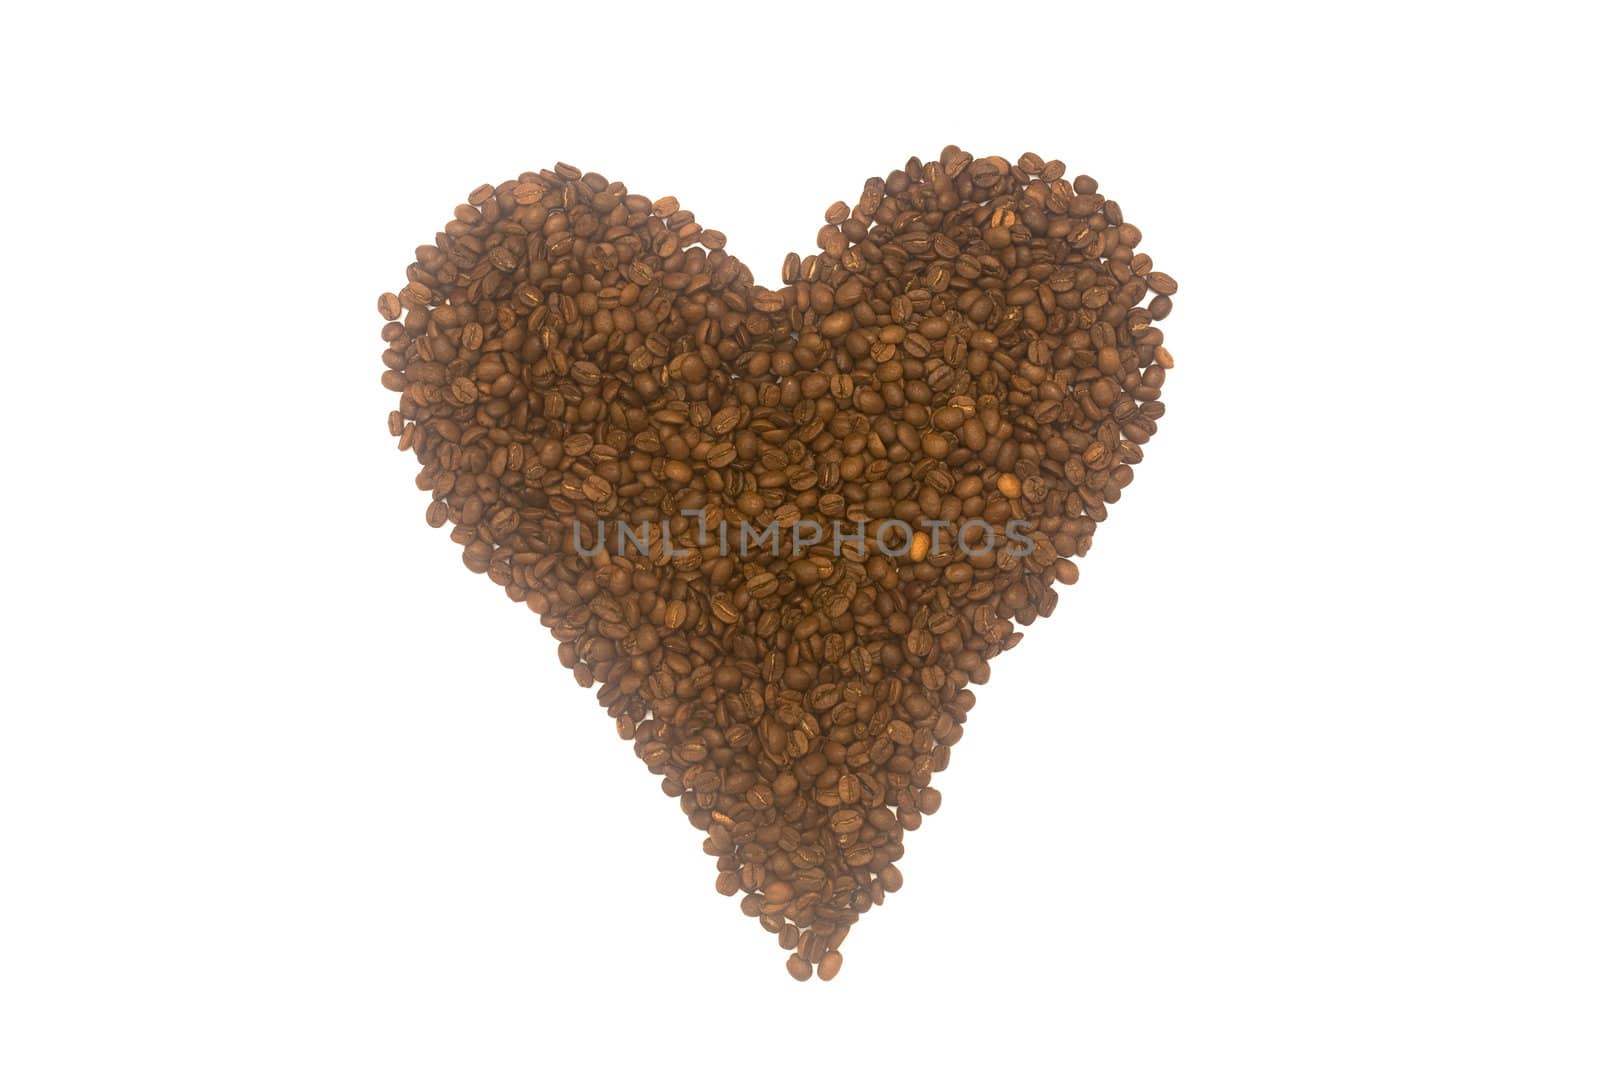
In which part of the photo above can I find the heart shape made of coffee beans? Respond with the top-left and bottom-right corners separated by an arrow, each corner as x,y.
378,147 -> 1176,980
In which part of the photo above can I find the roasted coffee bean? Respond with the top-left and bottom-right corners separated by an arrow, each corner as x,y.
1145,271 -> 1178,296
380,146 -> 1176,978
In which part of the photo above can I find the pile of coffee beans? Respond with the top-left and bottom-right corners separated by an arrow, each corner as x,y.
378,147 -> 1175,979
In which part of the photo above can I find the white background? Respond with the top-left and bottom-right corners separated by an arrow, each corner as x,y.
2,3 -> 1595,1063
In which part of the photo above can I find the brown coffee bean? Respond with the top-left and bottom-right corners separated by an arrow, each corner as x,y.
820,311 -> 853,338
1145,271 -> 1177,295
830,809 -> 863,835
786,954 -> 813,981
818,950 -> 843,980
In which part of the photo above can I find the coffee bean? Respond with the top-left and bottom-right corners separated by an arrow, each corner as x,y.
820,311 -> 853,338
830,809 -> 863,835
1145,271 -> 1178,296
380,149 -> 1175,978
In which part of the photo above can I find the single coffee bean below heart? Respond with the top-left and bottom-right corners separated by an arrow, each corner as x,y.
379,146 -> 1176,977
